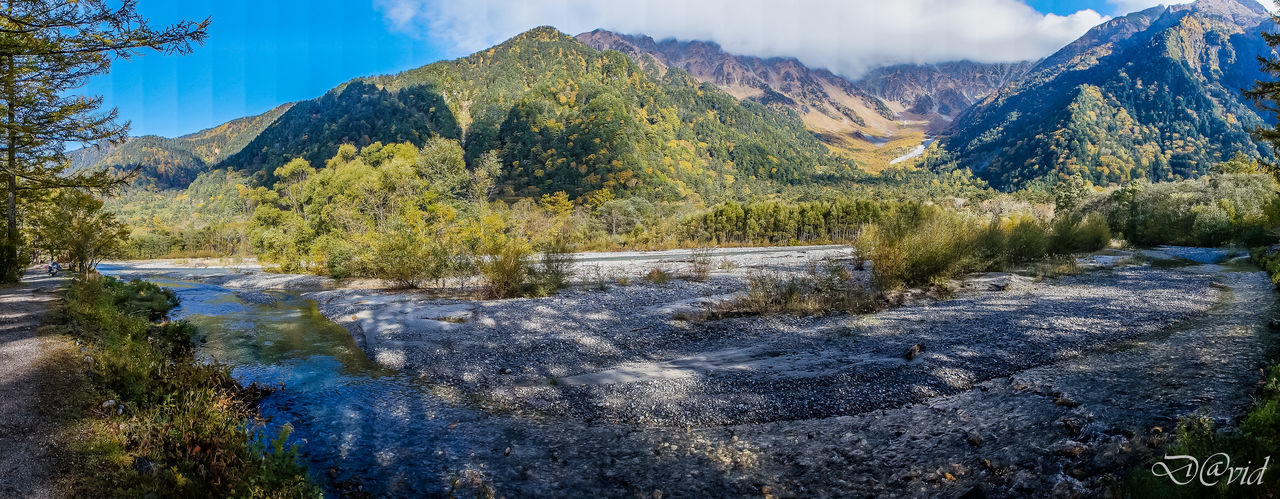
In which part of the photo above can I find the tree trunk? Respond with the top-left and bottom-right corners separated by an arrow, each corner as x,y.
2,172 -> 16,282
0,53 -> 18,283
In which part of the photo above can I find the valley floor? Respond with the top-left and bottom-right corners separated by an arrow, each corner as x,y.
103,246 -> 1280,496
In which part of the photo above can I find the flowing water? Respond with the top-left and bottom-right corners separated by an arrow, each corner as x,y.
97,266 -> 498,496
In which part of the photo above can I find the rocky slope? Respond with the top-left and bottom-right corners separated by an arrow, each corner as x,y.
576,29 -> 1031,144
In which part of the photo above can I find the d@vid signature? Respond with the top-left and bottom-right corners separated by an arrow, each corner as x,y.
1151,453 -> 1270,486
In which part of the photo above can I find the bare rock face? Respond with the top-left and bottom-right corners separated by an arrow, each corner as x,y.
575,29 -> 1030,142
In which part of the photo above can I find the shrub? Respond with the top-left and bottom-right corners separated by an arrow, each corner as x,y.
101,277 -> 179,321
858,210 -> 981,290
314,236 -> 354,278
689,247 -> 714,281
693,263 -> 877,319
645,268 -> 673,284
1074,214 -> 1112,253
1005,214 -> 1050,264
368,231 -> 448,289
1049,213 -> 1111,255
1254,248 -> 1280,286
530,240 -> 575,296
479,237 -> 532,299
974,217 -> 1008,269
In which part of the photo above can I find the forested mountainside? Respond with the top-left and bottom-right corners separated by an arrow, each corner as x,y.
76,27 -> 855,202
67,104 -> 292,189
69,0 -> 1280,196
941,0 -> 1277,190
345,27 -> 854,201
576,29 -> 1031,142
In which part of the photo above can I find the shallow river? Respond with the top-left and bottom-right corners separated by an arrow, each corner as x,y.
97,266 -> 496,496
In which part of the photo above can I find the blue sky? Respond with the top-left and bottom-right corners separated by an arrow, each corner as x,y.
82,0 -> 1184,140
1027,0 -> 1115,15
81,0 -> 447,140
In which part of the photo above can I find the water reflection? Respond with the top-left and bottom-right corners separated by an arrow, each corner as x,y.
98,269 -> 481,496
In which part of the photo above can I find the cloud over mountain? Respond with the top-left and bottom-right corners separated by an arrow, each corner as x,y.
374,0 -> 1108,78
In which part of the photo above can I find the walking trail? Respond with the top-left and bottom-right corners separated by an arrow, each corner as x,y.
0,268 -> 76,498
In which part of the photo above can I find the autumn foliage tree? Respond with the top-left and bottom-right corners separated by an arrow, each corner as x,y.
33,189 -> 126,272
1249,1 -> 1280,179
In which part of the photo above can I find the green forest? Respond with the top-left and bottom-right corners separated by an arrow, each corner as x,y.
942,8 -> 1273,189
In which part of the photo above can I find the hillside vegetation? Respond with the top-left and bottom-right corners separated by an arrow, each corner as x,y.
68,104 -> 292,189
942,0 -> 1274,189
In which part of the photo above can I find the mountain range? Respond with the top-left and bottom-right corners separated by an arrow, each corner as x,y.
71,0 -> 1280,195
576,30 -> 1031,142
943,0 -> 1276,188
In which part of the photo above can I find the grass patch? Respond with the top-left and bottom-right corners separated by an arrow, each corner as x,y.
1028,257 -> 1081,280
645,268 -> 673,285
57,276 -> 318,497
684,262 -> 878,321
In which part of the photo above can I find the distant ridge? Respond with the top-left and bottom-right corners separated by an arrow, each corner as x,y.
942,0 -> 1277,189
576,29 -> 1032,144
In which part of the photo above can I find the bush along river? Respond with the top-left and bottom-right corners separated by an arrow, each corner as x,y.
97,250 -> 1280,497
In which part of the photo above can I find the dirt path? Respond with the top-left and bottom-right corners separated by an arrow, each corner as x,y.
0,268 -> 74,498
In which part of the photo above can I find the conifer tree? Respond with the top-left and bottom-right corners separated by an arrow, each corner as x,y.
0,0 -> 208,282
1246,1 -> 1280,179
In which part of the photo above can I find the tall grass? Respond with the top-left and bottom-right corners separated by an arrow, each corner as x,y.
686,263 -> 877,320
857,208 -> 1111,291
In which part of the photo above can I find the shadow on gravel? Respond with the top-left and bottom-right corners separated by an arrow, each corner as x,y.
447,267 -> 1225,427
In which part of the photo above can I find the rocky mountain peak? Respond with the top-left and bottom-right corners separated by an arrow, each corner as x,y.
1176,0 -> 1271,26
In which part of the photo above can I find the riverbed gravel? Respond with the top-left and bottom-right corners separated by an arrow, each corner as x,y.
105,247 -> 1280,496
305,257 -> 1222,429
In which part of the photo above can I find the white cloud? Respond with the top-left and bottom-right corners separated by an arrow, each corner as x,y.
1107,0 -> 1278,15
1107,0 -> 1183,14
374,0 -> 1108,78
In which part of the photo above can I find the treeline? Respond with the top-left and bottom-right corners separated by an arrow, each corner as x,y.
107,170 -> 255,259
104,139 -> 1280,293
684,198 -> 901,244
1087,160 -> 1280,247
244,139 -> 584,297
